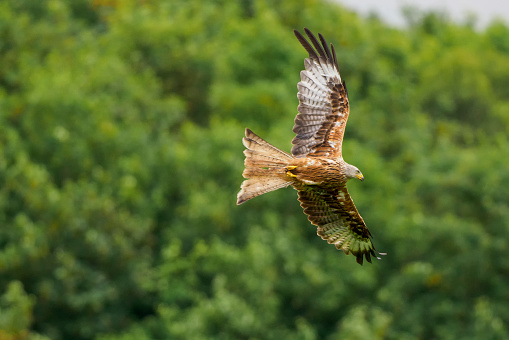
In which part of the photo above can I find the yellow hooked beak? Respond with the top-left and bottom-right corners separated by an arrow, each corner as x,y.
356,173 -> 365,181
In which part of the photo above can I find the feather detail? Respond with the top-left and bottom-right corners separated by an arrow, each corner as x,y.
297,184 -> 380,265
237,129 -> 294,205
292,28 -> 349,159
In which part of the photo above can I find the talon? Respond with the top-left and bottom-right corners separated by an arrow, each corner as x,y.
286,171 -> 297,178
286,165 -> 297,178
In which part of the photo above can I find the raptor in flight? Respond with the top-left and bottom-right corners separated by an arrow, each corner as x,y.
237,28 -> 384,265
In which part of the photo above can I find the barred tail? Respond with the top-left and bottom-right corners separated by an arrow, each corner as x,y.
237,129 -> 294,205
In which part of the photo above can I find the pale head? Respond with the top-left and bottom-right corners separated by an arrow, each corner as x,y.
344,163 -> 364,181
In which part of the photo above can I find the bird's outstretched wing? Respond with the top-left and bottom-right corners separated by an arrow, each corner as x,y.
297,184 -> 381,265
292,28 -> 350,159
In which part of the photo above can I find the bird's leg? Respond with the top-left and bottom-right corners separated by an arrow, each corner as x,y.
286,165 -> 297,177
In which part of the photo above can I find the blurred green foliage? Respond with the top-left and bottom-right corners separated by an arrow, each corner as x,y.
1,0 -> 509,339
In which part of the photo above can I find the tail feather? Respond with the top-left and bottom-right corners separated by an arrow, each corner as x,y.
237,129 -> 294,205
243,150 -> 288,168
243,166 -> 282,178
237,177 -> 291,205
243,129 -> 293,159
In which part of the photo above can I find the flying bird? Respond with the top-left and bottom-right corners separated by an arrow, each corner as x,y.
237,28 -> 384,265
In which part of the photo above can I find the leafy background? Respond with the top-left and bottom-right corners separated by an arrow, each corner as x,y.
1,0 -> 509,339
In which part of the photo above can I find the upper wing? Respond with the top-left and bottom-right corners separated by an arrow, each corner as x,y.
297,184 -> 381,265
292,28 -> 350,159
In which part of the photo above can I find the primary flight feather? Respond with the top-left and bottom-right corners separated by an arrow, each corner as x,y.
237,28 -> 384,265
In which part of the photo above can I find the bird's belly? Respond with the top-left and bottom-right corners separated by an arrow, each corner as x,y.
288,158 -> 345,186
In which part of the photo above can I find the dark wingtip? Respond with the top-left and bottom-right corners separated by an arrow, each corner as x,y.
294,28 -> 319,60
331,43 -> 339,72
303,28 -> 326,59
356,254 -> 364,265
355,250 -> 387,265
318,33 -> 333,61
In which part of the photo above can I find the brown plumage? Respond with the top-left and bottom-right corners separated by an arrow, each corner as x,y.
237,28 -> 385,265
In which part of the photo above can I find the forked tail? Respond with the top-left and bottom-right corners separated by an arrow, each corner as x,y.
237,129 -> 295,205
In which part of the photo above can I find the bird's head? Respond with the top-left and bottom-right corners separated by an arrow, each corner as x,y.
345,164 -> 364,182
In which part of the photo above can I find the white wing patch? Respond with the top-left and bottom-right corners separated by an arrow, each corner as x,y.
292,29 -> 349,159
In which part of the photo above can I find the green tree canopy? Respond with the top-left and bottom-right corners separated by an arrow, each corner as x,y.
1,0 -> 508,339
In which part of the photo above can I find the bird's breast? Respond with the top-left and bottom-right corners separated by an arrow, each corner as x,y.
289,157 -> 346,186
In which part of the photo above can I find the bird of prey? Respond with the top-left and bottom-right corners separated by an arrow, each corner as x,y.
237,28 -> 384,265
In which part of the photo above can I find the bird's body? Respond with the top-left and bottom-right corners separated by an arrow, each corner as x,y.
287,157 -> 349,186
237,28 -> 384,265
